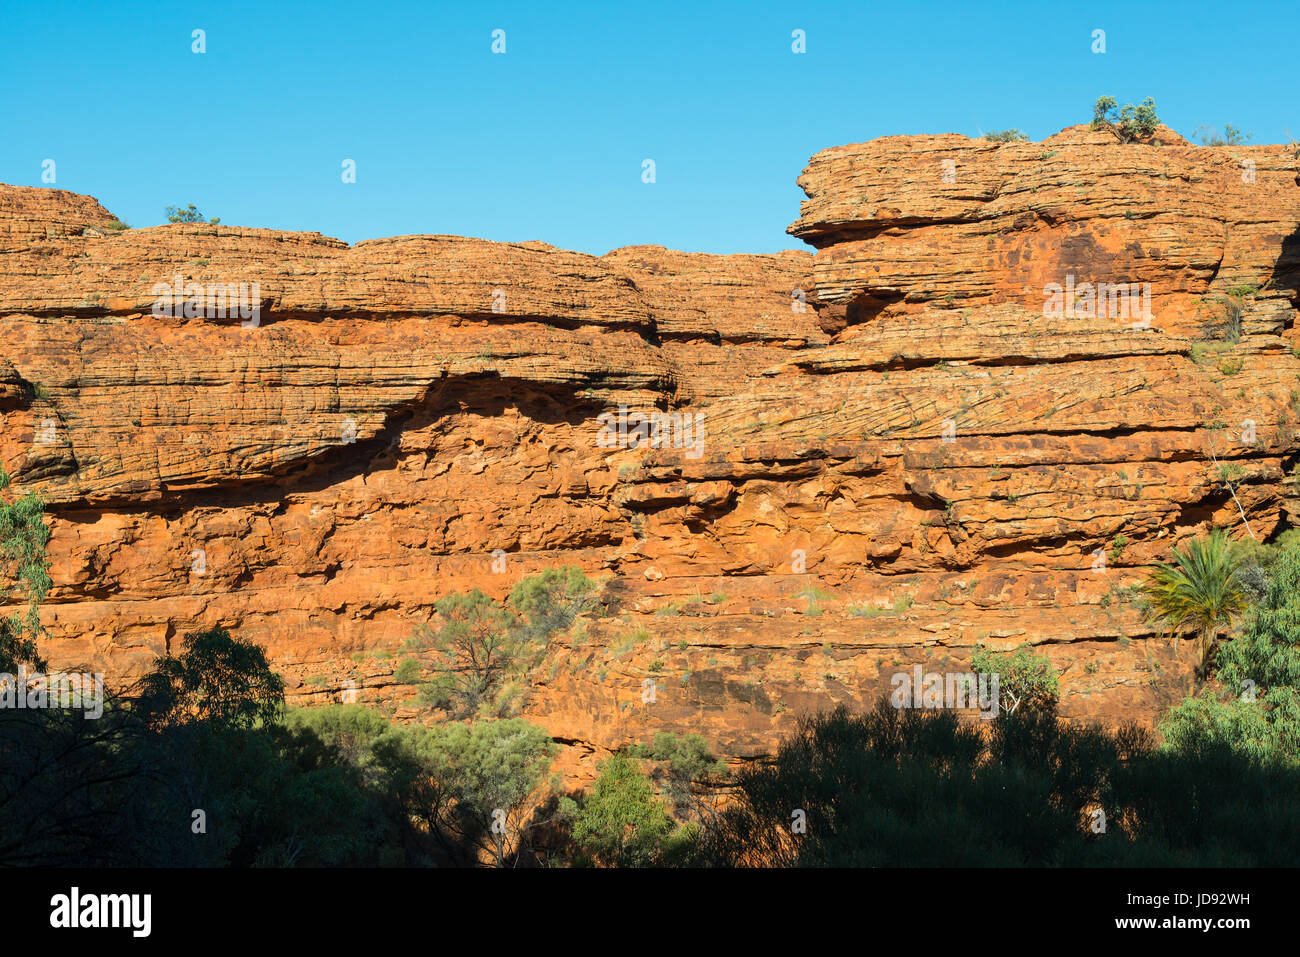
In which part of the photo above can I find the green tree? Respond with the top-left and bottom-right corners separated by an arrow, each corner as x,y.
984,129 -> 1029,143
970,643 -> 1059,714
414,568 -> 599,717
632,731 -> 728,829
1091,96 -> 1118,128
419,718 -> 558,866
1160,536 -> 1300,760
562,753 -> 677,866
136,626 -> 285,730
414,589 -> 532,717
165,204 -> 220,224
0,468 -> 51,672
508,565 -> 600,639
1141,530 -> 1247,681
1091,96 -> 1160,143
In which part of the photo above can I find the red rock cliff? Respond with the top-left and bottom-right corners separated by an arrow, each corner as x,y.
2,126 -> 1298,780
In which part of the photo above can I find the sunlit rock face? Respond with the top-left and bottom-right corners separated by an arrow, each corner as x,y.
2,126 -> 1297,783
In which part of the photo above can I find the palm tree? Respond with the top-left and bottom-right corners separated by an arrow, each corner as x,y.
1141,530 -> 1247,683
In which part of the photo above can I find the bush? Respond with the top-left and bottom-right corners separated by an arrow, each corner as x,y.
414,568 -> 599,717
508,566 -> 600,639
701,699 -> 1300,866
0,468 -> 51,672
984,129 -> 1029,143
165,203 -> 220,224
393,657 -> 421,684
416,717 -> 558,866
1091,96 -> 1160,143
413,589 -> 526,717
561,754 -> 679,867
970,643 -> 1059,714
1160,535 -> 1300,760
632,731 -> 728,827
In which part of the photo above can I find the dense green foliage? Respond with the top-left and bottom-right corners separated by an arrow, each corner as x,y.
700,701 -> 1300,866
508,566 -> 600,639
561,754 -> 682,867
1158,535 -> 1300,760
411,567 -> 598,717
628,731 -> 728,828
0,635 -> 391,866
1091,96 -> 1160,142
136,626 -> 285,730
983,129 -> 1029,143
970,643 -> 1060,714
287,707 -> 558,865
1,627 -> 560,866
0,469 -> 51,672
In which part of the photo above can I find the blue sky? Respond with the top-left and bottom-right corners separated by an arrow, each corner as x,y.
2,0 -> 1295,254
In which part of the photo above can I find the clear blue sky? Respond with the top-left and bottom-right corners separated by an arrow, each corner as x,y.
2,0 -> 1295,254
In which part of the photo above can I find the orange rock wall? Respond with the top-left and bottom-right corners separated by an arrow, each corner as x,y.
2,127 -> 1298,781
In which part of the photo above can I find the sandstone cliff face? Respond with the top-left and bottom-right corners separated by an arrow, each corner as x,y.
2,127 -> 1298,782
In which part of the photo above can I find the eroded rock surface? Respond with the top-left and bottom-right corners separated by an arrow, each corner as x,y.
3,126 -> 1298,782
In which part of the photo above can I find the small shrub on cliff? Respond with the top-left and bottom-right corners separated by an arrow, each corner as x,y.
165,203 -> 220,225
393,657 -> 421,684
414,568 -> 600,717
984,129 -> 1029,143
1196,124 -> 1250,146
1091,96 -> 1160,143
414,590 -> 530,717
508,566 -> 600,639
1197,282 -> 1260,343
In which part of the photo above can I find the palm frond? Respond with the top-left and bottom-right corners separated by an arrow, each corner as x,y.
1140,530 -> 1247,678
